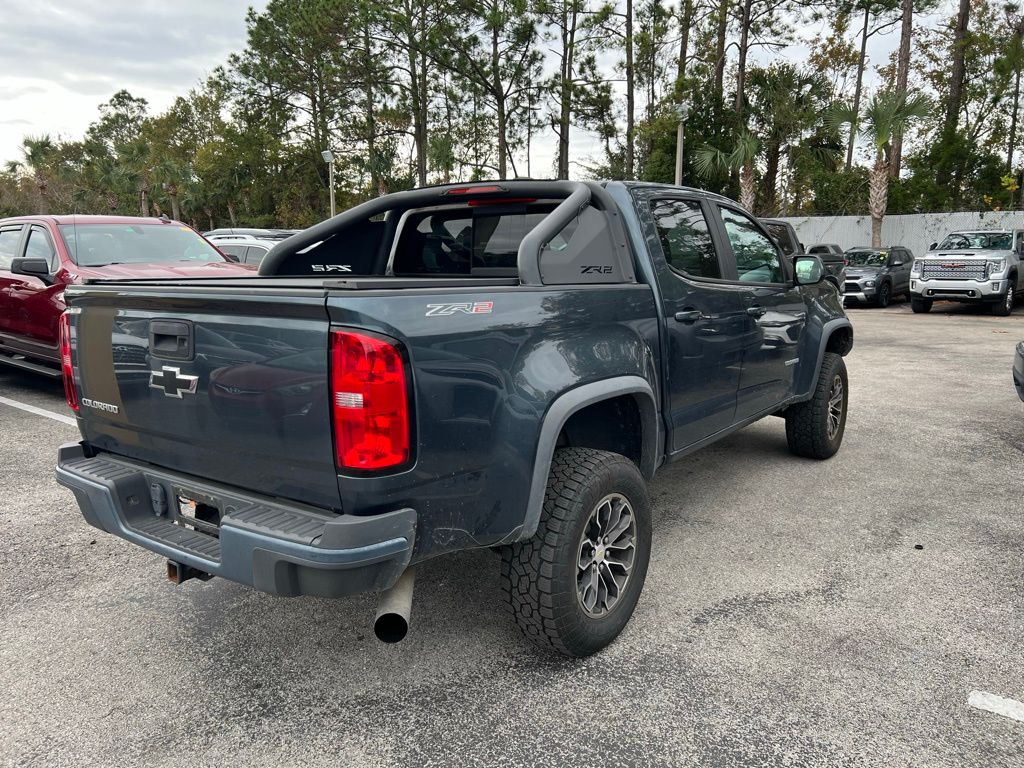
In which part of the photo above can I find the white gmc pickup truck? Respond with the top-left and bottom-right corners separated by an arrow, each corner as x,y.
910,229 -> 1023,316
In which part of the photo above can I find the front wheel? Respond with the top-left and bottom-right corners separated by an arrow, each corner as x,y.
875,282 -> 891,308
501,448 -> 652,657
911,297 -> 932,313
992,285 -> 1015,316
784,352 -> 848,460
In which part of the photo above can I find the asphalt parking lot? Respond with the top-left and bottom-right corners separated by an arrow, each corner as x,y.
1,301 -> 1022,767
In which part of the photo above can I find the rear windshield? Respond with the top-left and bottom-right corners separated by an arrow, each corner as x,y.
392,204 -> 571,275
59,224 -> 225,267
938,232 -> 1012,250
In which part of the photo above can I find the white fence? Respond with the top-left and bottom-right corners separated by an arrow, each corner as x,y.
778,211 -> 1024,258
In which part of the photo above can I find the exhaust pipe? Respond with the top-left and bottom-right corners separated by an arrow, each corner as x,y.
374,568 -> 416,643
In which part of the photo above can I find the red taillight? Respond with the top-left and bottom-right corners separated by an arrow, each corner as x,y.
330,330 -> 410,471
59,312 -> 78,412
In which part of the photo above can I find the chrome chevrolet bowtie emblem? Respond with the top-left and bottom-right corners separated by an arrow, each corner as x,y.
149,366 -> 198,398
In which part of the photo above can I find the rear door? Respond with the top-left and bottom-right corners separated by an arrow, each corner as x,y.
644,195 -> 748,450
889,247 -> 912,294
712,204 -> 807,420
71,285 -> 342,510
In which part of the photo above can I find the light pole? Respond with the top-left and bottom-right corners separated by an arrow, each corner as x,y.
321,149 -> 336,218
674,101 -> 690,187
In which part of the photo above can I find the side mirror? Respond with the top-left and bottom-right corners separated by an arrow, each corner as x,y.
794,254 -> 825,285
10,257 -> 51,282
929,242 -> 938,251
892,260 -> 903,267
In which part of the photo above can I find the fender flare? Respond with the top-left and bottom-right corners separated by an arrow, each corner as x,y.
802,318 -> 853,398
517,376 -> 658,542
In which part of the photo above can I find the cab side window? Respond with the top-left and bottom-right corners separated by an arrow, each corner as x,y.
650,198 -> 721,279
25,227 -> 57,272
717,207 -> 784,283
0,226 -> 22,270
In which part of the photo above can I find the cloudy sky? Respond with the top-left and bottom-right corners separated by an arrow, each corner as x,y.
0,0 -> 262,166
1,0 -> 949,176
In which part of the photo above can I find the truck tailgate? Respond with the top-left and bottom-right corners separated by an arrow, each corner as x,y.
68,286 -> 341,510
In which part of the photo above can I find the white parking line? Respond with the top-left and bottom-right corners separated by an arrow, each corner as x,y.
968,691 -> 1024,724
0,395 -> 77,427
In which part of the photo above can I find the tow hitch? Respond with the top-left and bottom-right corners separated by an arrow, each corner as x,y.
166,560 -> 212,585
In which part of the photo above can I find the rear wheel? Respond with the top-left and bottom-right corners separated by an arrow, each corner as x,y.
992,281 -> 1016,316
500,447 -> 652,657
911,297 -> 932,313
784,352 -> 848,460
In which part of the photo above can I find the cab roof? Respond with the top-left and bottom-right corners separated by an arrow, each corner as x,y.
0,214 -> 183,226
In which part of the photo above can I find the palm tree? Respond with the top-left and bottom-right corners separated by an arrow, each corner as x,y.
152,159 -> 187,221
693,130 -> 760,212
21,135 -> 56,214
859,92 -> 930,246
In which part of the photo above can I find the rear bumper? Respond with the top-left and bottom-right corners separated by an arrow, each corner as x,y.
55,443 -> 416,597
911,278 -> 1005,301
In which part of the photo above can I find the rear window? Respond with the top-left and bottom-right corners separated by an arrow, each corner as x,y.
59,224 -> 225,267
392,205 -> 568,275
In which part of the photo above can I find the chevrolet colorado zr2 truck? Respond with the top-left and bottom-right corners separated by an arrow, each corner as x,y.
55,181 -> 853,657
911,229 -> 1023,315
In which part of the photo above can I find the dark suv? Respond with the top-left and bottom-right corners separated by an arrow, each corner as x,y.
843,246 -> 913,307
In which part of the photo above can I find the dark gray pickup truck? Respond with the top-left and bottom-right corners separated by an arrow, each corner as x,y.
55,181 -> 853,656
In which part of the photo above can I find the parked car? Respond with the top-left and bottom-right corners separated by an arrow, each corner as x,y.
806,243 -> 847,294
1014,341 -> 1024,401
910,229 -> 1023,315
212,237 -> 275,267
761,219 -> 803,256
56,180 -> 853,657
0,215 -> 253,376
204,228 -> 299,241
842,246 -> 913,308
761,223 -> 844,293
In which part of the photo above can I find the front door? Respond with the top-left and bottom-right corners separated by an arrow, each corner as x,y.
646,196 -> 749,451
10,226 -> 64,357
0,224 -> 26,346
712,205 -> 807,420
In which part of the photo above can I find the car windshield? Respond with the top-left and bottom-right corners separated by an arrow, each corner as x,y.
845,250 -> 887,267
59,224 -> 225,267
937,232 -> 1012,250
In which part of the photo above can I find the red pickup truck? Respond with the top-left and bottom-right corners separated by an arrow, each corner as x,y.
0,215 -> 252,376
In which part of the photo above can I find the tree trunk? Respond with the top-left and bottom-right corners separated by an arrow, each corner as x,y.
168,185 -> 181,221
624,0 -> 635,179
735,0 -> 752,114
35,176 -> 48,215
362,25 -> 382,195
1008,67 -> 1022,173
762,141 -> 781,213
846,4 -> 871,170
227,200 -> 238,228
869,155 -> 888,247
140,185 -> 149,218
713,0 -> 729,105
205,207 -> 214,231
937,0 -> 970,187
676,0 -> 692,89
492,24 -> 508,179
557,1 -> 577,179
890,0 -> 913,178
739,163 -> 755,212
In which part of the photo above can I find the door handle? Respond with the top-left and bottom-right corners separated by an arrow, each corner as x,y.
746,305 -> 767,317
674,309 -> 704,324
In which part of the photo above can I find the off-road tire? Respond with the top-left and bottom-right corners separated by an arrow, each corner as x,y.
500,448 -> 652,657
911,297 -> 932,313
992,280 -> 1016,316
875,281 -> 891,308
784,352 -> 848,460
